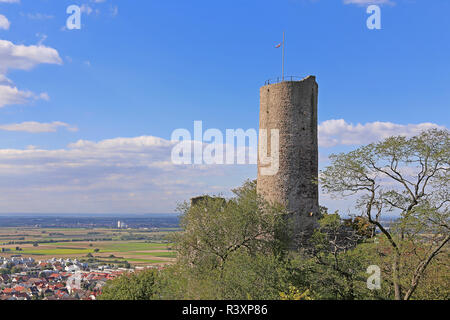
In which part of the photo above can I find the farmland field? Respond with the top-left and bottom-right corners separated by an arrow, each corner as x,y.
0,227 -> 178,266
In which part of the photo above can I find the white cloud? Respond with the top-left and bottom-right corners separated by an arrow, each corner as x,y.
25,13 -> 54,20
0,40 -> 61,108
0,85 -> 32,106
0,15 -> 10,30
0,40 -> 62,73
0,121 -> 78,133
39,92 -> 49,101
318,119 -> 446,147
78,1 -> 114,17
0,84 -> 49,108
68,136 -> 172,150
0,0 -> 20,3
0,135 -> 246,213
0,74 -> 12,85
80,4 -> 94,15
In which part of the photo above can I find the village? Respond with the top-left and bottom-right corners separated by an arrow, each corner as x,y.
0,256 -> 158,300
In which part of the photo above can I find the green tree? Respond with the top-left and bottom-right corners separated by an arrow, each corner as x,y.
99,269 -> 159,300
157,248 -> 302,300
288,212 -> 389,300
320,129 -> 450,300
174,180 -> 290,271
155,180 -> 298,300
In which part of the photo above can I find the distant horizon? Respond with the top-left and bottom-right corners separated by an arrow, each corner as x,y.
0,212 -> 180,217
0,212 -> 399,221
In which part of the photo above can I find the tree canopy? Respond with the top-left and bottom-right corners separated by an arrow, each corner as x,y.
320,129 -> 449,300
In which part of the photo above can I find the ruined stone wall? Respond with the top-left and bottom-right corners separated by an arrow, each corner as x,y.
257,76 -> 319,245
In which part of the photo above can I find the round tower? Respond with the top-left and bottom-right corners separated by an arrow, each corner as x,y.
257,75 -> 319,246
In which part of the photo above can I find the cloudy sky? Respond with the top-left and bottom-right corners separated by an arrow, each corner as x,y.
0,0 -> 448,214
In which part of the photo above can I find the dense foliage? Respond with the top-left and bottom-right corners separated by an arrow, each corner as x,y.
99,269 -> 159,300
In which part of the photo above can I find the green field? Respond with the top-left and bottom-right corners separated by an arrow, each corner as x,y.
0,227 -> 178,266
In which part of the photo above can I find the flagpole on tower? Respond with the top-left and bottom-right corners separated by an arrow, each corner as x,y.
282,31 -> 285,82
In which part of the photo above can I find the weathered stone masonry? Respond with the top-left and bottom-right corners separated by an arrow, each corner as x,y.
257,76 -> 319,245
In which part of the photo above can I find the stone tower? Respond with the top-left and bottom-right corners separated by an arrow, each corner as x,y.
257,75 -> 319,246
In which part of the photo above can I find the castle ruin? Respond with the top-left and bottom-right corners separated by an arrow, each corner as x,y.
257,76 -> 319,246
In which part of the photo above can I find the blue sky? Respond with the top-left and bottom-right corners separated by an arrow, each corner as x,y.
0,0 -> 448,214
